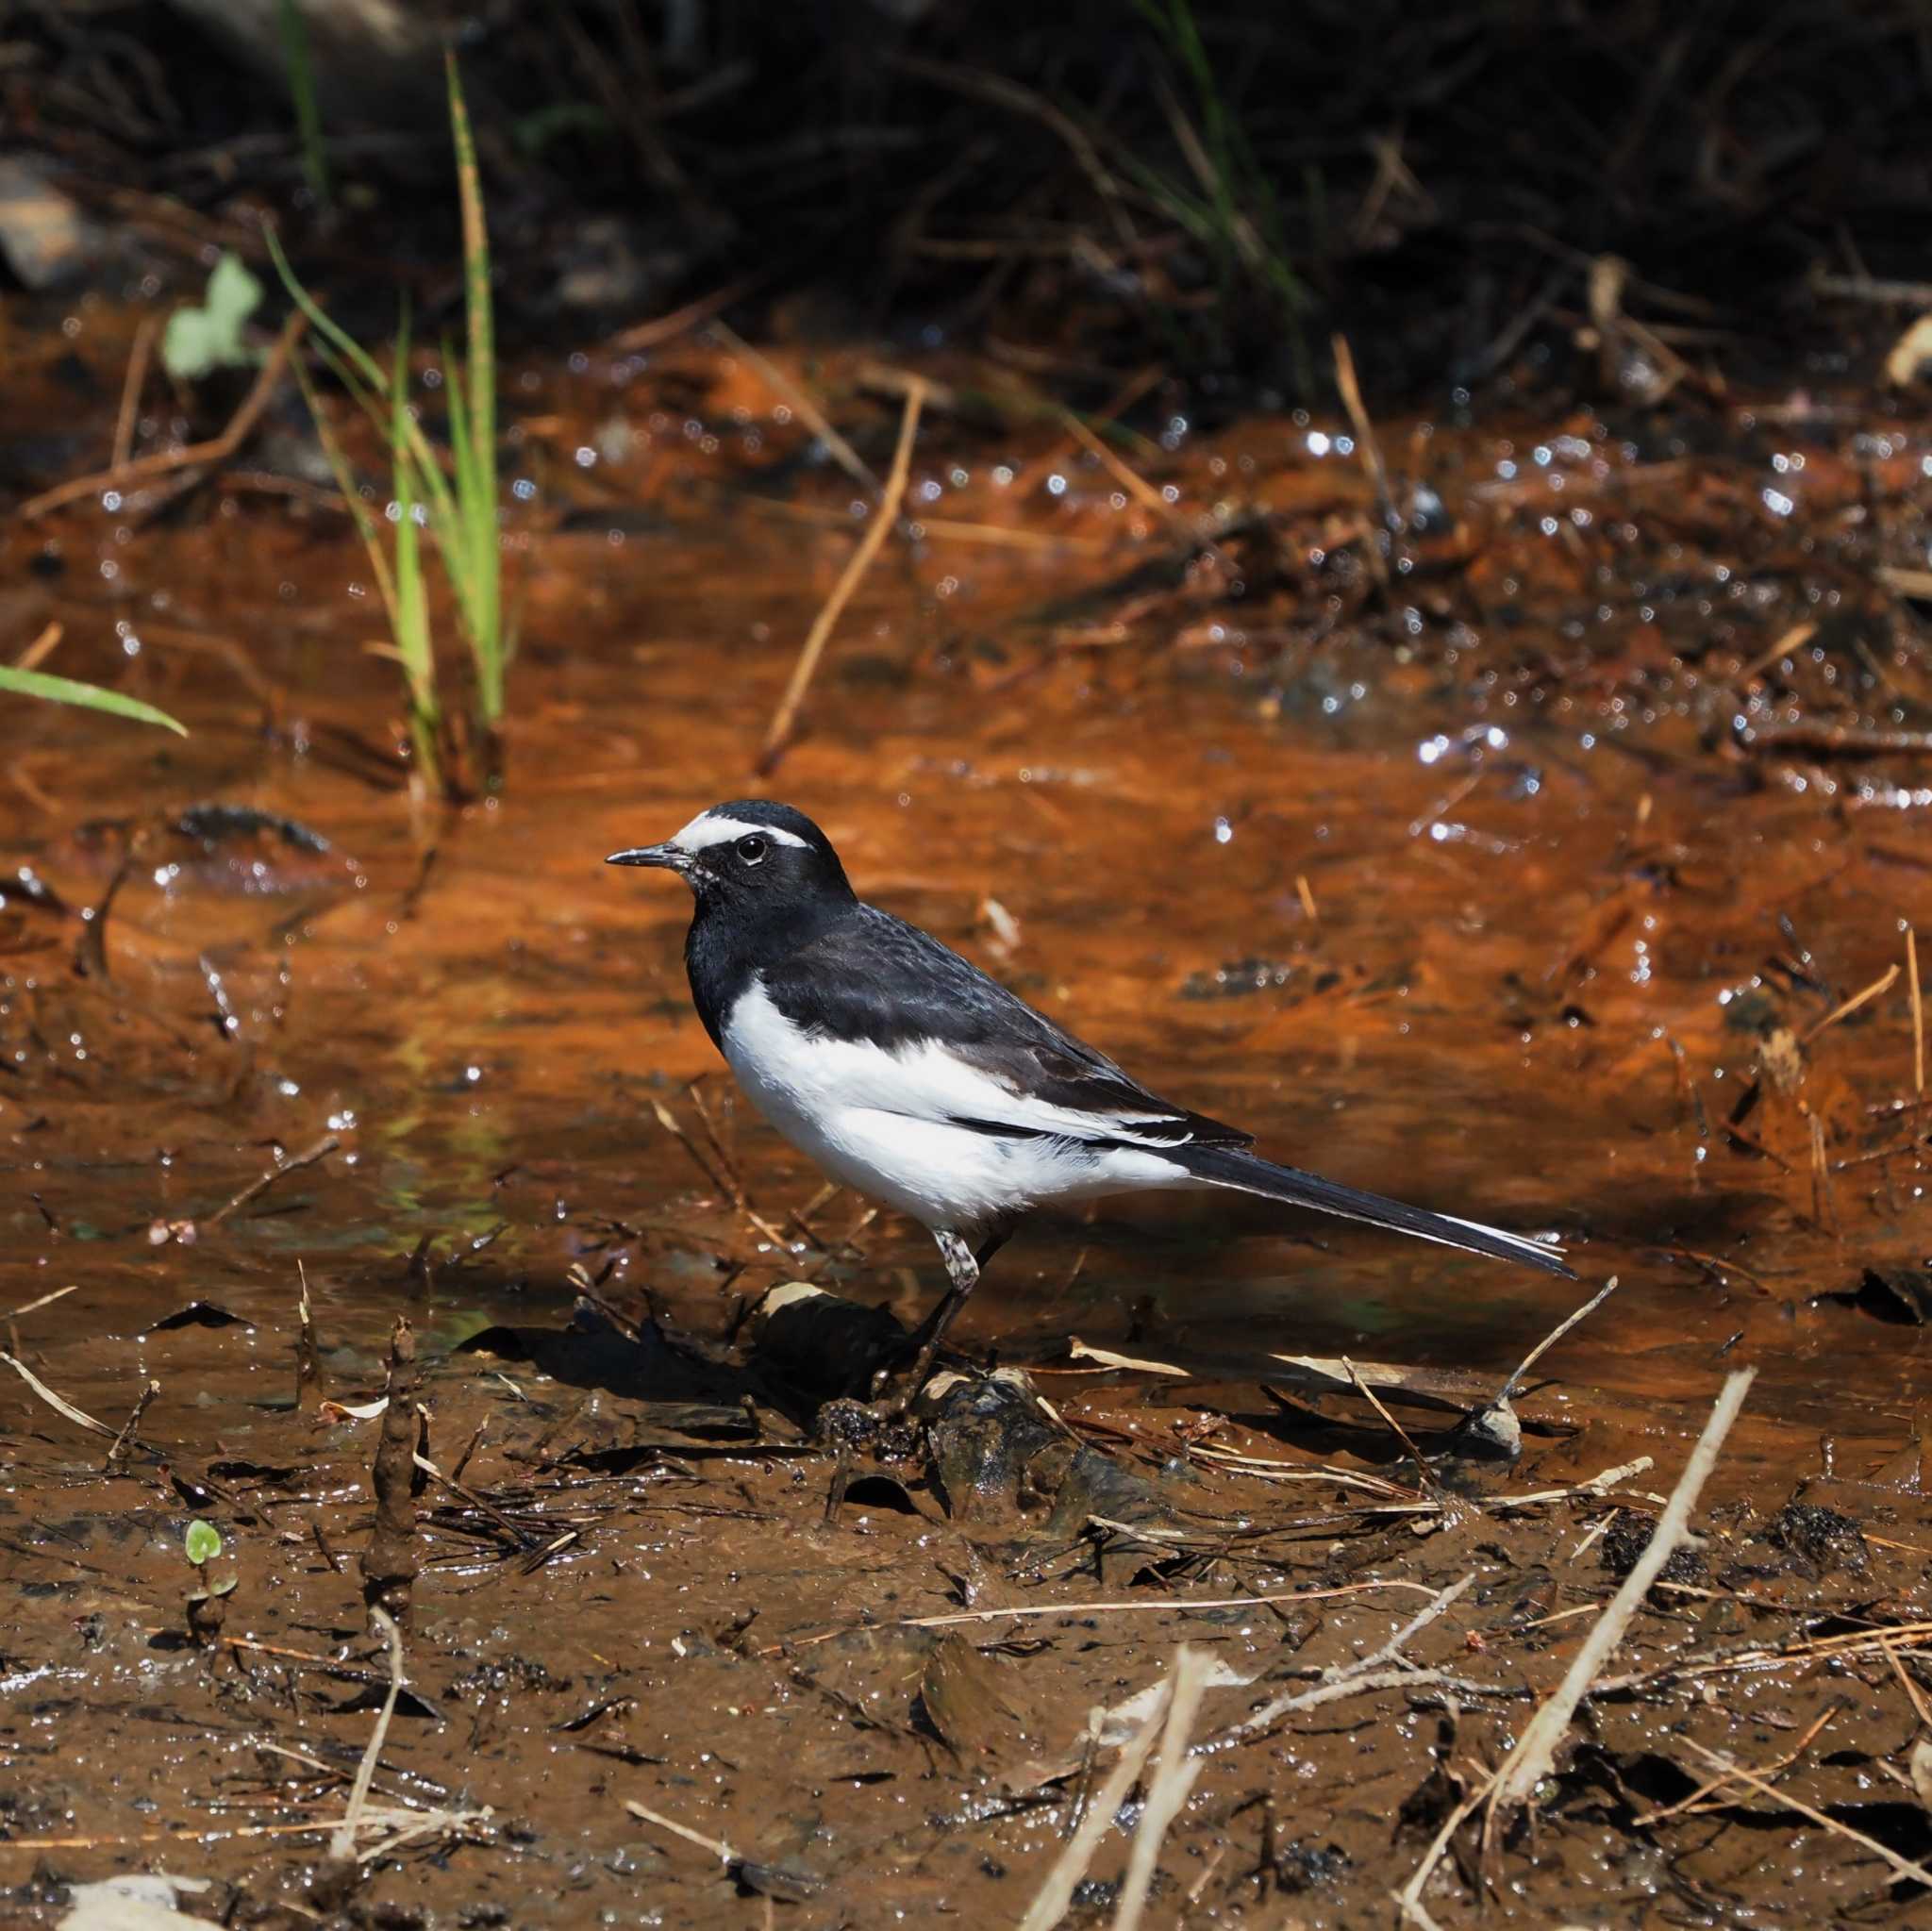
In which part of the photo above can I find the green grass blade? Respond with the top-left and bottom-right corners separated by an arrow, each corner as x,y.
0,665 -> 186,735
275,0 -> 330,208
437,351 -> 480,629
447,51 -> 494,540
290,355 -> 401,641
264,225 -> 389,396
390,315 -> 437,736
446,49 -> 504,722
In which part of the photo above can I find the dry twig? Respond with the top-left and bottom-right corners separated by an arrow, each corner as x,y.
758,377 -> 925,772
1488,1370 -> 1753,1818
330,1605 -> 404,1861
1678,1736 -> 1932,1889
21,312 -> 306,520
1019,1667 -> 1168,1931
207,1132 -> 341,1228
1394,1370 -> 1753,1927
0,1348 -> 116,1439
710,320 -> 877,494
1111,1646 -> 1214,1931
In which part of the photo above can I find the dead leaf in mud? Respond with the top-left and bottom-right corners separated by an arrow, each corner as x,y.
1854,1268 -> 1932,1324
58,1873 -> 215,1930
1884,313 -> 1932,387
317,1394 -> 389,1422
1271,1353 -> 1506,1416
148,1300 -> 253,1332
1066,1337 -> 1190,1376
329,1680 -> 443,1722
734,1859 -> 827,1905
919,1631 -> 1039,1761
1911,1739 -> 1932,1811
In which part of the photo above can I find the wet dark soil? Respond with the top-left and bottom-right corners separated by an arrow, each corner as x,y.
2,311 -> 1930,1926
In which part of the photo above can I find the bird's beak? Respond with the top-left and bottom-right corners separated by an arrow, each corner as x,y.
606,842 -> 691,875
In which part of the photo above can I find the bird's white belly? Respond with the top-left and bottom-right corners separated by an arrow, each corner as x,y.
719,982 -> 1189,1233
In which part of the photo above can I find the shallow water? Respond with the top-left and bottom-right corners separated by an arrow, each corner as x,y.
3,314 -> 1929,1923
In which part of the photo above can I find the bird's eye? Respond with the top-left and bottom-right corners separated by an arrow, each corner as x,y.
736,835 -> 769,865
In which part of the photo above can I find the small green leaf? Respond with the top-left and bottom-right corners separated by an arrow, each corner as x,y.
0,664 -> 187,734
207,253 -> 264,332
184,1520 -> 222,1565
160,250 -> 263,379
160,308 -> 218,380
209,1575 -> 238,1597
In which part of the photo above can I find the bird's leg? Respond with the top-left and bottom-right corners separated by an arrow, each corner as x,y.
879,1227 -> 980,1408
974,1224 -> 1014,1271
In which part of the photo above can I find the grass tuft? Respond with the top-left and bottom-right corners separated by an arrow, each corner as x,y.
266,52 -> 506,797
1127,0 -> 1308,367
275,0 -> 330,209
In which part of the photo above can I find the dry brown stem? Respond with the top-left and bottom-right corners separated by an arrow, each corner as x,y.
757,377 -> 925,773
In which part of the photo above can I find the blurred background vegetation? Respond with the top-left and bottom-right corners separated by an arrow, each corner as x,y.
8,0 -> 1930,402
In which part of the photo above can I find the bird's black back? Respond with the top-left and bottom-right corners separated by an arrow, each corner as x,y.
689,889 -> 1250,1151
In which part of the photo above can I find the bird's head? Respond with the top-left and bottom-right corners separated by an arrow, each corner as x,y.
607,800 -> 853,907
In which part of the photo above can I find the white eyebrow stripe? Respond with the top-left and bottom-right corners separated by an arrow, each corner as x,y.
673,813 -> 810,852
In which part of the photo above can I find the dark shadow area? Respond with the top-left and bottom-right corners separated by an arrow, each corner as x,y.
7,1 -> 1928,398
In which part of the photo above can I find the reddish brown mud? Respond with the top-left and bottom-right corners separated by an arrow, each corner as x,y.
1,315 -> 1929,1927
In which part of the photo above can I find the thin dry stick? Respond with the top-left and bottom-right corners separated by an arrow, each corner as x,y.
711,320 -> 877,495
0,1809 -> 489,1855
1883,1638 -> 1932,1728
1393,1777 -> 1490,1931
411,1446 -> 533,1549
1331,333 -> 1394,582
652,1095 -> 791,1248
1111,1646 -> 1214,1931
1908,926 -> 1924,1095
21,313 -> 306,520
757,378 -> 925,773
207,1132 -> 341,1228
1206,1577 -> 1475,1750
1019,1677 -> 1168,1931
112,312 -> 161,471
3,1284 -> 78,1323
769,1578 -> 1440,1654
1495,1276 -> 1620,1403
1203,1666 -> 1476,1755
1678,1736 -> 1932,1889
650,1097 -> 735,1201
1635,1704 -> 1839,1825
1057,409 -> 1173,521
1341,1354 -> 1432,1471
13,622 -> 63,673
1803,963 -> 1900,1043
1488,1367 -> 1755,1812
684,1081 -> 751,1206
102,1378 -> 159,1471
606,270 -> 762,354
330,1604 -> 404,1860
1736,620 -> 1819,688
1356,1573 -> 1476,1673
0,1348 -> 116,1438
624,1798 -> 734,1866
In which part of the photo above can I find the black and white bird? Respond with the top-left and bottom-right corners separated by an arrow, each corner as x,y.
608,800 -> 1573,1387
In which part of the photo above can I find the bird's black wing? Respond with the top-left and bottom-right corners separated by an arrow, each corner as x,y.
760,903 -> 1252,1150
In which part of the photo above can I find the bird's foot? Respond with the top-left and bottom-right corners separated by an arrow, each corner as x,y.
812,1395 -> 918,1523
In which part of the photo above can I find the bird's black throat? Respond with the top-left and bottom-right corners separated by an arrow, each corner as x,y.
682,875 -> 857,1049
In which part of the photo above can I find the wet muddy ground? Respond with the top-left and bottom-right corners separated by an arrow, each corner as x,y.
2,309 -> 1931,1926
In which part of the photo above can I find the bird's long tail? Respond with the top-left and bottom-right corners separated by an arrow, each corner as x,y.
1173,1144 -> 1574,1279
